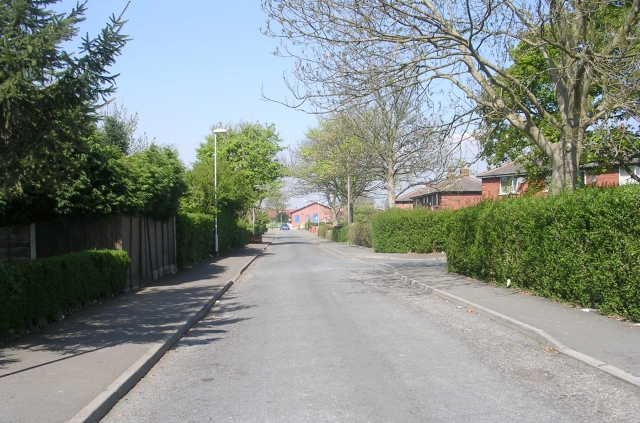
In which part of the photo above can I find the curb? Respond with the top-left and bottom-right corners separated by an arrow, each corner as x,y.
68,241 -> 271,423
392,271 -> 640,389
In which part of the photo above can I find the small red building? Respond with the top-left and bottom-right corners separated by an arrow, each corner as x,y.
289,202 -> 332,229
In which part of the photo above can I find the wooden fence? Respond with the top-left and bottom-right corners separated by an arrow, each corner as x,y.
0,214 -> 176,291
0,225 -> 34,265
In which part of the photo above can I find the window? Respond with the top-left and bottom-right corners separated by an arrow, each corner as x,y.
499,176 -> 518,195
619,165 -> 640,185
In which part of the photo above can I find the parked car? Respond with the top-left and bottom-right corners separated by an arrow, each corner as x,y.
279,223 -> 290,230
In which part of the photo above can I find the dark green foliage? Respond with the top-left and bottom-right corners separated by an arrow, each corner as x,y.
446,186 -> 640,321
330,225 -> 348,243
353,204 -> 378,223
123,145 -> 186,221
176,213 -> 215,268
176,210 -> 248,268
372,208 -> 452,253
347,222 -> 372,247
0,141 -> 186,225
0,250 -> 130,338
0,0 -> 129,199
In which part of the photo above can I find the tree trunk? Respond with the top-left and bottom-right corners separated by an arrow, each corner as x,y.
347,173 -> 352,224
386,175 -> 396,209
549,140 -> 580,194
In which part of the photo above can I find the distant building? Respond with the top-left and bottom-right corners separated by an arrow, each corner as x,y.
412,169 -> 482,210
289,202 -> 332,229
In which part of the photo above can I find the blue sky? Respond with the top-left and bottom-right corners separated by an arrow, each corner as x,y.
53,0 -> 485,208
54,0 -> 317,167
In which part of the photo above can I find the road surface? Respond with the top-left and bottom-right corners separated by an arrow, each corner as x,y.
102,230 -> 640,422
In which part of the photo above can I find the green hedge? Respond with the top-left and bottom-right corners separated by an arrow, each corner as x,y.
370,186 -> 640,321
446,186 -> 640,321
176,213 -> 215,268
318,224 -> 329,238
1,250 -> 130,339
347,222 -> 373,247
330,225 -> 348,243
371,208 -> 452,253
176,210 -> 249,268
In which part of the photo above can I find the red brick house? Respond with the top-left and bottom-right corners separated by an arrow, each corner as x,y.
412,171 -> 482,210
290,202 -> 332,229
395,187 -> 427,209
477,161 -> 640,198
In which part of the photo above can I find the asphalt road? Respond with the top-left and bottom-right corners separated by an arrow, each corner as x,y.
102,230 -> 640,422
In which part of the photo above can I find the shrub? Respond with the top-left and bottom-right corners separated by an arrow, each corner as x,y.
371,208 -> 452,253
1,250 -> 130,339
446,186 -> 640,322
318,223 -> 329,238
347,222 -> 372,247
176,210 -> 248,268
176,213 -> 215,268
330,225 -> 348,243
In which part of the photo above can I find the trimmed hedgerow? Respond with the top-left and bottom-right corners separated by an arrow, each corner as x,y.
371,208 -> 452,253
347,222 -> 373,248
446,185 -> 640,321
176,213 -> 215,268
330,225 -> 348,243
318,223 -> 329,238
176,211 -> 249,268
1,250 -> 130,339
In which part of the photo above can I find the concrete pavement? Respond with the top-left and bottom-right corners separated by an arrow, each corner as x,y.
0,233 -> 273,423
313,234 -> 640,388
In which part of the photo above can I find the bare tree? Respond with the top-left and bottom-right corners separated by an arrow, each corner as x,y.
292,115 -> 377,223
344,87 -> 454,207
262,0 -> 640,193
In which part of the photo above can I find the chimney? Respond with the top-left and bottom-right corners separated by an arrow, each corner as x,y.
459,168 -> 470,177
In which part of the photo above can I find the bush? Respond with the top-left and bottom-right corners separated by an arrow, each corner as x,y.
176,210 -> 248,268
176,213 -> 215,268
1,250 -> 130,339
371,208 -> 452,253
347,222 -> 372,247
318,223 -> 329,238
330,225 -> 348,243
446,185 -> 640,321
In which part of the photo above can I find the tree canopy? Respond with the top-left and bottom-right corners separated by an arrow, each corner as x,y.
181,122 -> 285,216
0,0 -> 129,199
263,0 -> 640,193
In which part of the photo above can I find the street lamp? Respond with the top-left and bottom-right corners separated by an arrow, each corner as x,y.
213,128 -> 227,256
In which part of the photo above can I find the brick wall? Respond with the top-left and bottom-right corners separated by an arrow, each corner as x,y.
441,193 -> 482,210
395,202 -> 413,209
594,167 -> 619,187
482,178 -> 501,198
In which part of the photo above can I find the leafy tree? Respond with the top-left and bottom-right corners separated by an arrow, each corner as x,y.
0,0 -> 129,199
195,122 -> 285,208
181,121 -> 283,221
263,0 -> 640,193
294,115 -> 376,223
123,145 -> 186,221
98,103 -> 150,155
477,20 -> 640,184
0,130 -> 131,225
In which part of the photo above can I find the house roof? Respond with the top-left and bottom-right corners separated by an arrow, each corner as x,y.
476,161 -> 526,178
289,202 -> 331,214
415,176 -> 482,196
395,187 -> 427,202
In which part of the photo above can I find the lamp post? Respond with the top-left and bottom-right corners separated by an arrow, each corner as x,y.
213,128 -> 227,256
